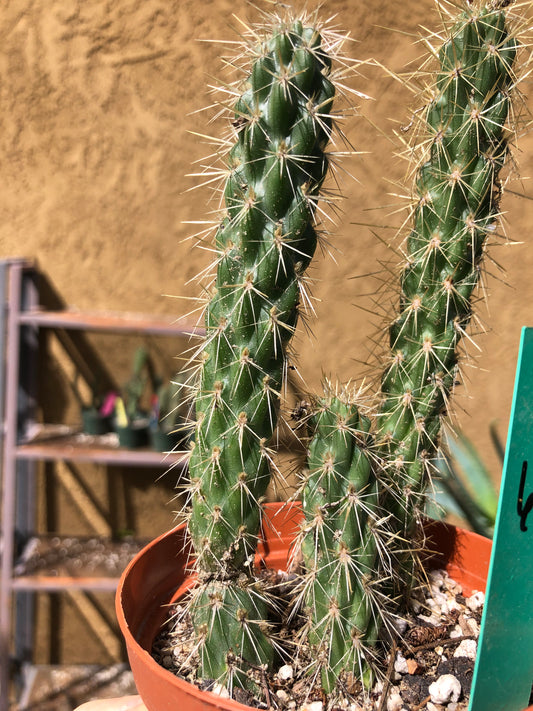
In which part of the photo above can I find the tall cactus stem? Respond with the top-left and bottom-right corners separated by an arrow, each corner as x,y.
186,11 -> 348,689
377,1 -> 519,587
296,0 -> 524,694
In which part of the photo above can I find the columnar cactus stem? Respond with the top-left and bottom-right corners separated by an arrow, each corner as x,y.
186,12 -> 343,689
298,384 -> 382,692
378,2 -> 518,563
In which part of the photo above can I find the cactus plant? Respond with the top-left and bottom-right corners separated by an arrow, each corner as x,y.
149,373 -> 191,451
176,0 -> 526,702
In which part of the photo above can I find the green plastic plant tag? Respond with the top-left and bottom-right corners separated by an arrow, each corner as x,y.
469,327 -> 533,711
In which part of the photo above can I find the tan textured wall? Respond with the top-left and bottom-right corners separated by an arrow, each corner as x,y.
2,0 -> 533,664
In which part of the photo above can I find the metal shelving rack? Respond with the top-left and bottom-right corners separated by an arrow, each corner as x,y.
0,259 -> 198,709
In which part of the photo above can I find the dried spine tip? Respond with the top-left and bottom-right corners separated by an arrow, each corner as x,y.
187,10 -> 341,689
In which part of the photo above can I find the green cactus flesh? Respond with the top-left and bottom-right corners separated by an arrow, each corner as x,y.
187,15 -> 337,687
300,389 -> 380,692
378,5 -> 517,539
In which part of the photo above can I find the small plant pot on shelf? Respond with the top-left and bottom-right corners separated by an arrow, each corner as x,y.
116,502 -> 529,711
81,407 -> 113,436
114,418 -> 150,448
149,428 -> 186,453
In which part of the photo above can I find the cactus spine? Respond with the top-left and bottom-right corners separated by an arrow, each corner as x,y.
186,12 -> 342,690
296,0 -> 521,692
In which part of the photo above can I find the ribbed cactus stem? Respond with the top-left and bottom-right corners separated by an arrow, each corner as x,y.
187,13 -> 339,688
299,385 -> 381,692
378,4 -> 517,545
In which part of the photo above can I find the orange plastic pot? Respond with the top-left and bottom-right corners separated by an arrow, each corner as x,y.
115,503 -> 526,711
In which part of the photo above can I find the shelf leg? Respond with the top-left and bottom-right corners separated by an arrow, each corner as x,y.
0,261 -> 38,711
1,262 -> 24,711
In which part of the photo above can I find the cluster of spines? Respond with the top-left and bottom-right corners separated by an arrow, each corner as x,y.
185,12 -> 344,689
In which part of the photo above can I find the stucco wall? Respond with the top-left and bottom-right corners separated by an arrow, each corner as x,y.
2,0 -> 533,664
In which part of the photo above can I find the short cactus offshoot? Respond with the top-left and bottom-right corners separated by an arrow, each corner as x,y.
297,383 -> 385,693
184,11 -> 357,691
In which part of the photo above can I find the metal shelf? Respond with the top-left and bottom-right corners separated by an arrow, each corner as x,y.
16,442 -> 189,467
17,663 -> 137,710
11,577 -> 121,592
16,428 -> 189,468
0,259 -> 195,710
17,309 -> 204,338
12,533 -> 152,593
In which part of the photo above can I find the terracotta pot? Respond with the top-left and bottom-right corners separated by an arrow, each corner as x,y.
115,503 -> 526,711
116,501 -> 303,711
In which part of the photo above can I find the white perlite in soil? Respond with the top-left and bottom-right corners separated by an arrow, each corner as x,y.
152,569 -> 484,711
